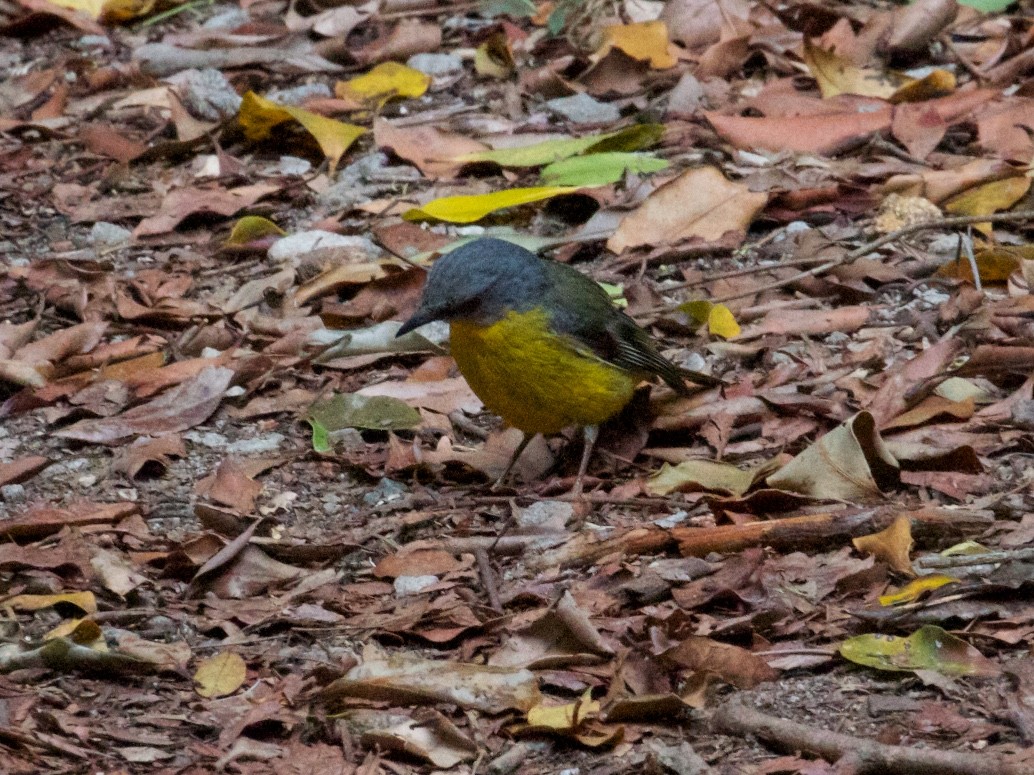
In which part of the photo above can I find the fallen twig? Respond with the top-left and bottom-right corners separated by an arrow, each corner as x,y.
713,699 -> 1025,775
916,546 -> 1034,570
474,548 -> 503,613
673,507 -> 992,558
669,210 -> 1034,307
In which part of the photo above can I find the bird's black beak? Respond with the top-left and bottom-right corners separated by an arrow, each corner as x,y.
396,307 -> 436,337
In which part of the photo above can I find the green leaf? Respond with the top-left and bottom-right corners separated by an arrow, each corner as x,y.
957,0 -> 1015,11
839,625 -> 999,677
403,186 -> 578,223
541,152 -> 668,187
457,124 -> 663,168
308,393 -> 422,433
585,124 -> 664,153
480,0 -> 536,17
308,417 -> 331,453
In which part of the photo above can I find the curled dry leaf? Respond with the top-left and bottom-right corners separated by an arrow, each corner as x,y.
852,514 -> 915,575
323,644 -> 541,714
607,166 -> 766,253
767,412 -> 900,502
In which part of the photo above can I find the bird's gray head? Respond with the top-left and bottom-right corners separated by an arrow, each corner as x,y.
397,238 -> 546,335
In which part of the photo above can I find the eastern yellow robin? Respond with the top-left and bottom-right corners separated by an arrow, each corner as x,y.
398,237 -> 702,495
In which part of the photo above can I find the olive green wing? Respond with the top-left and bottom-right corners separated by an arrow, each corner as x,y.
539,265 -> 690,394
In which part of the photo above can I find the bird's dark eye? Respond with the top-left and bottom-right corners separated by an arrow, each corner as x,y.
447,297 -> 482,319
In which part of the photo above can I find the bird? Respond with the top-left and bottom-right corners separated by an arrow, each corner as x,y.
397,237 -> 704,496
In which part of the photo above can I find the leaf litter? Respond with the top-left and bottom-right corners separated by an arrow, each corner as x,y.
2,0 -> 1034,773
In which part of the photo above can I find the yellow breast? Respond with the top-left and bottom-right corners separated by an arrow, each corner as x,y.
449,309 -> 638,435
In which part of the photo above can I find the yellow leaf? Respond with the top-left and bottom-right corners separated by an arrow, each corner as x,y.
890,69 -> 956,103
803,38 -> 900,99
597,21 -> 676,69
527,690 -> 600,731
194,651 -> 247,698
403,186 -> 578,223
936,245 -> 1025,284
237,92 -> 365,173
475,32 -> 516,79
853,515 -> 914,576
944,177 -> 1031,235
336,62 -> 431,107
940,540 -> 989,556
679,300 -> 740,339
879,574 -> 958,606
707,303 -> 740,338
2,591 -> 97,614
225,216 -> 285,247
44,618 -> 108,650
48,0 -> 155,21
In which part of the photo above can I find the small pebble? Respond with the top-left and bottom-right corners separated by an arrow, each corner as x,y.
394,575 -> 438,596
407,52 -> 463,76
546,92 -> 620,124
1,484 -> 26,501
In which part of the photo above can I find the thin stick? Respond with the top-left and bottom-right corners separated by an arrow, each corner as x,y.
939,33 -> 986,82
709,210 -> 1034,305
474,548 -> 503,613
917,546 -> 1034,570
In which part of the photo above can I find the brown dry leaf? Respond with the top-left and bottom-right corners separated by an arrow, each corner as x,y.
195,459 -> 264,514
111,436 -> 186,479
134,184 -> 280,238
853,515 -> 915,575
323,644 -> 541,713
353,18 -> 441,66
665,636 -> 779,689
90,546 -> 147,597
608,167 -> 766,253
373,549 -> 467,579
5,321 -> 107,386
743,306 -> 871,338
418,427 -> 554,482
55,365 -> 235,444
0,501 -> 138,541
884,0 -> 958,57
110,629 -> 191,671
357,376 -> 481,416
883,396 -> 976,431
0,456 -> 50,486
661,0 -> 753,50
977,99 -> 1034,163
705,105 -> 893,155
194,651 -> 247,698
490,591 -> 613,669
345,709 -> 477,768
766,412 -> 899,501
373,118 -> 488,180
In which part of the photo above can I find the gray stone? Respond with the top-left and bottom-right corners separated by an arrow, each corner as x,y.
407,52 -> 463,76
89,222 -> 133,247
546,92 -> 620,124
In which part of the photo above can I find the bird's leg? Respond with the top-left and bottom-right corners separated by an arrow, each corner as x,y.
492,432 -> 535,490
570,424 -> 599,499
